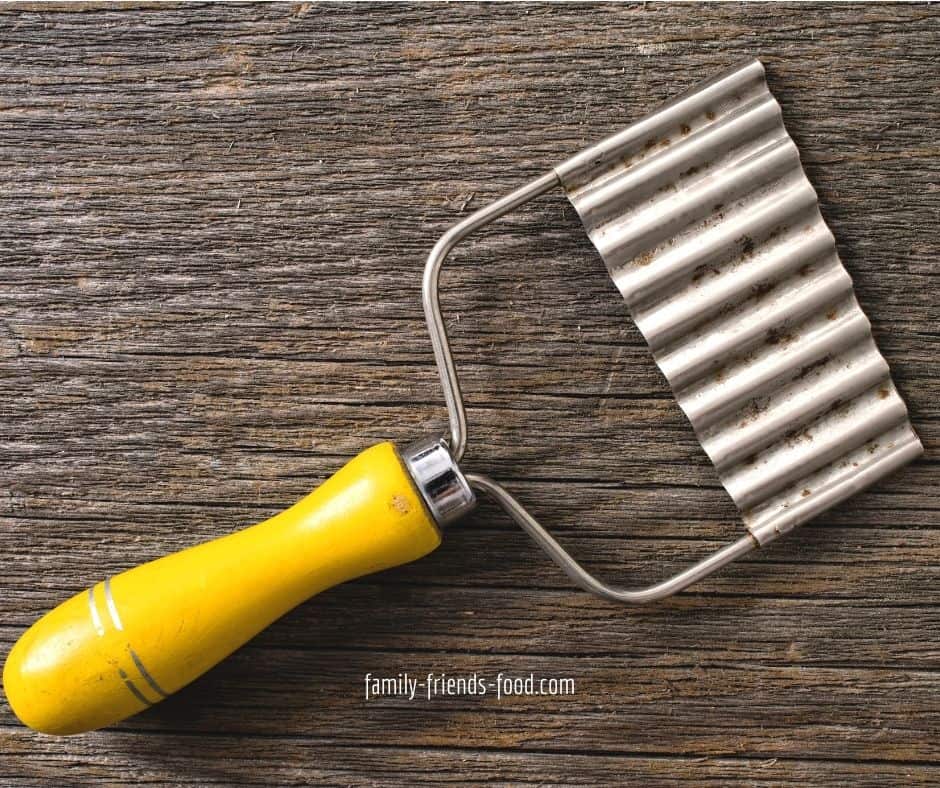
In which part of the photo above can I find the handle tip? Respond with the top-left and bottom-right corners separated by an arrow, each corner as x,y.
3,587 -> 148,736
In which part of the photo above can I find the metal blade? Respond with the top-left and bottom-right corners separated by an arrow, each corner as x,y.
557,58 -> 922,544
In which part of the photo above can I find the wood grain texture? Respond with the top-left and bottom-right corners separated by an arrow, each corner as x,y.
0,2 -> 937,785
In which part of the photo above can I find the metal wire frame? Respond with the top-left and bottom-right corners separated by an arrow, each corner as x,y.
421,171 -> 757,603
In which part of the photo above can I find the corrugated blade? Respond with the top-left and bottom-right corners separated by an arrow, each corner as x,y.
556,58 -> 922,544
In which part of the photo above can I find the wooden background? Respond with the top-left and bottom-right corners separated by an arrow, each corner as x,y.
0,3 -> 937,785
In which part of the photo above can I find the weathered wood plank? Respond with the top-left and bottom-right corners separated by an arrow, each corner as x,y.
3,729 -> 939,788
0,2 -> 937,784
22,650 -> 934,764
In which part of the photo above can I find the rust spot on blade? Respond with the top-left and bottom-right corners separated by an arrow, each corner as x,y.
766,328 -> 794,346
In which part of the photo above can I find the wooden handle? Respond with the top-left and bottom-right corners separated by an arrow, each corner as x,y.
2,442 -> 440,735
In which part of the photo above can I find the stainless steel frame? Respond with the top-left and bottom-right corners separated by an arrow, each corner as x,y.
421,169 -> 759,603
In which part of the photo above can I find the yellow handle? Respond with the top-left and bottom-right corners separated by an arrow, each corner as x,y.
2,442 -> 440,735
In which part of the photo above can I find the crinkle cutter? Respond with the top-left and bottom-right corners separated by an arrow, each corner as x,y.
4,59 -> 922,735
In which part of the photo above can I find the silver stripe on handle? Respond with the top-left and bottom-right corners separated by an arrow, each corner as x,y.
103,577 -> 124,631
86,587 -> 105,637
129,648 -> 168,699
117,667 -> 153,707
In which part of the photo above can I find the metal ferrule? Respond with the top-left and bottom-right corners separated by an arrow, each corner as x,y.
401,437 -> 476,528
